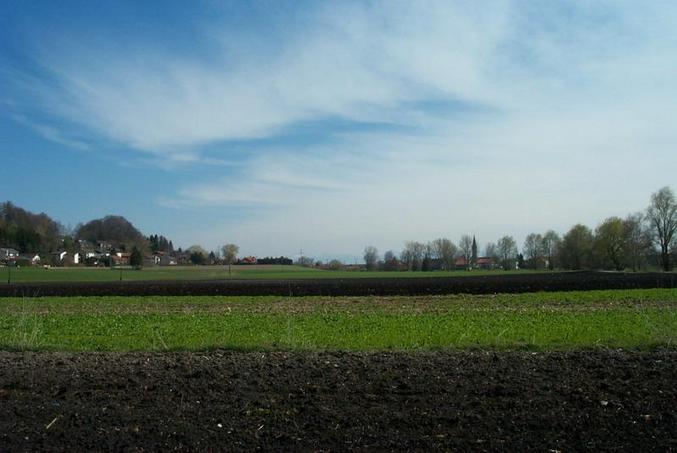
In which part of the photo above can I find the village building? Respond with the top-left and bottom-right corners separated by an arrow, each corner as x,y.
159,255 -> 178,266
455,256 -> 496,270
238,256 -> 257,265
111,252 -> 131,266
0,248 -> 20,260
18,254 -> 42,265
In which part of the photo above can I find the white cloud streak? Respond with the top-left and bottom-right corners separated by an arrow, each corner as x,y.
9,113 -> 90,151
7,1 -> 677,255
19,1 -> 519,151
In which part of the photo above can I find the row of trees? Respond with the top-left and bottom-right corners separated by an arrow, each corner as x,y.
545,187 -> 675,271
148,234 -> 174,254
363,234 -> 520,272
362,187 -> 677,272
4,186 -> 676,271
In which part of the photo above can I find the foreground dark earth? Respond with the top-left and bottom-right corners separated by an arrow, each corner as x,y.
1,351 -> 675,451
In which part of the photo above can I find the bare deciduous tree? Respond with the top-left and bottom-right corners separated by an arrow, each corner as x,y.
646,186 -> 677,271
522,233 -> 544,269
188,244 -> 208,266
431,238 -> 456,271
295,256 -> 314,267
188,244 -> 208,256
484,242 -> 499,268
458,235 -> 473,270
541,230 -> 560,270
401,241 -> 425,271
623,213 -> 651,272
221,243 -> 239,276
383,250 -> 399,271
363,246 -> 379,271
496,235 -> 518,270
559,224 -> 593,270
594,217 -> 626,271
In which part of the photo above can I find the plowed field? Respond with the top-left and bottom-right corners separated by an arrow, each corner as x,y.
1,271 -> 675,297
1,350 -> 675,451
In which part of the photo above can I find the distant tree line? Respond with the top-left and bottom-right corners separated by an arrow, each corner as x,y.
361,187 -> 677,272
257,256 -> 294,265
2,186 -> 676,272
148,234 -> 174,254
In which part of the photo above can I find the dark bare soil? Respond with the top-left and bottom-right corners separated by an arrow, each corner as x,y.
1,350 -> 675,451
1,271 -> 675,297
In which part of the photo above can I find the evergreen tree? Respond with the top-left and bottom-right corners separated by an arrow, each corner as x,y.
471,236 -> 478,268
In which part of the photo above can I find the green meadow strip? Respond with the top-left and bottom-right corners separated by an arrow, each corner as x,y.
0,309 -> 674,352
0,289 -> 674,351
1,288 -> 676,314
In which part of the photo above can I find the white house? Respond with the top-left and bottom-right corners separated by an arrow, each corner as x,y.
53,251 -> 68,262
20,254 -> 41,265
0,248 -> 20,259
159,255 -> 177,266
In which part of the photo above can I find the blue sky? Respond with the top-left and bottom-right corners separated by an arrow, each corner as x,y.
2,1 -> 676,261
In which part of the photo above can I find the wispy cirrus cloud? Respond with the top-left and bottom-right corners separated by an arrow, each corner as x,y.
9,1 -> 675,151
7,1 -> 513,151
3,0 -> 677,255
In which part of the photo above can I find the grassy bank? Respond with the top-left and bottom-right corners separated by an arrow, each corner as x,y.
0,289 -> 675,351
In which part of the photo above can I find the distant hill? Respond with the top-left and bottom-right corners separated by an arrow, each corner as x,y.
0,201 -> 61,253
0,202 -> 177,257
76,215 -> 148,251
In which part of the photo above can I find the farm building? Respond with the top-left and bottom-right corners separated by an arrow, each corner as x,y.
151,252 -> 178,266
112,253 -> 131,266
0,248 -> 20,260
18,254 -> 42,265
52,251 -> 68,262
144,253 -> 178,266
159,255 -> 178,266
455,256 -> 496,270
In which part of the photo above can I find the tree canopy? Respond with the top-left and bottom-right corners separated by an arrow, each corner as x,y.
0,201 -> 61,253
76,215 -> 147,251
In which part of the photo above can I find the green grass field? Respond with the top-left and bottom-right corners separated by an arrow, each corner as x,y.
1,288 -> 675,351
0,264 -> 547,283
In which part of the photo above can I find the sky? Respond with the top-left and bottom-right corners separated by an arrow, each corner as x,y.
1,0 -> 677,261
